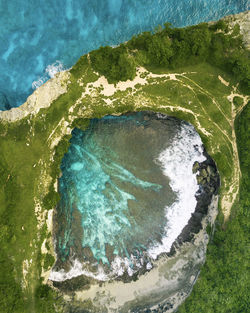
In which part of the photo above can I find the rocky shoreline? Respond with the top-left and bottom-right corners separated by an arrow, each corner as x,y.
0,11 -> 248,123
54,195 -> 219,313
0,71 -> 70,122
170,148 -> 220,254
49,115 -> 220,293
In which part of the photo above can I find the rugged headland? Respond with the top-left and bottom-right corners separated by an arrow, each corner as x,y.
0,11 -> 249,313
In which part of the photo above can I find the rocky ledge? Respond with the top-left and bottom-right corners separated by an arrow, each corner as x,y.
0,71 -> 70,122
171,149 -> 220,253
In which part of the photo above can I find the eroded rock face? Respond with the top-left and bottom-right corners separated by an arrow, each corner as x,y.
0,71 -> 70,122
173,151 -> 220,250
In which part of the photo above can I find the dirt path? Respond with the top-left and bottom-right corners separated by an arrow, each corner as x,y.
221,92 -> 249,220
76,67 -> 249,220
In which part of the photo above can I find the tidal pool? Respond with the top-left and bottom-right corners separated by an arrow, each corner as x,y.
51,112 -> 207,281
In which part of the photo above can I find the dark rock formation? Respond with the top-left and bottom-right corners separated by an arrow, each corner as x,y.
172,149 -> 220,251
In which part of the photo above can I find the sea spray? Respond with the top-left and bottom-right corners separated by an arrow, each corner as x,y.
148,122 -> 206,258
32,60 -> 65,89
50,113 -> 208,282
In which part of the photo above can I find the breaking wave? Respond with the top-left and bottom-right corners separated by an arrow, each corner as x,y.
32,60 -> 65,89
148,122 -> 206,258
49,120 -> 206,282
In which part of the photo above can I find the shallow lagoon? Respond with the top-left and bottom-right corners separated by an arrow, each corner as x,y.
52,112 -> 207,281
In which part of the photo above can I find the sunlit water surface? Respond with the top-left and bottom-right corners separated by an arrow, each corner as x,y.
51,112 -> 206,281
0,0 -> 249,109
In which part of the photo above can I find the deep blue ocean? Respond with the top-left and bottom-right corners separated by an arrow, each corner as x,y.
0,0 -> 249,110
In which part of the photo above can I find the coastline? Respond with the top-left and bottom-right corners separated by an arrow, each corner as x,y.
173,148 -> 220,251
0,11 -> 248,124
70,195 -> 219,313
48,114 -> 219,284
0,10 -> 249,313
0,71 -> 70,122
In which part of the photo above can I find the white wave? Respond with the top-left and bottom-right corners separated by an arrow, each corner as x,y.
49,121 -> 206,282
148,122 -> 206,258
49,255 -> 137,282
110,255 -> 137,277
49,259 -> 109,282
146,262 -> 152,270
50,253 -> 140,282
32,60 -> 65,89
31,78 -> 44,89
45,60 -> 65,78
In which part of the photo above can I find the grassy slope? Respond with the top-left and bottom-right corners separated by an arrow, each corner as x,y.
177,97 -> 250,313
0,63 -> 98,312
0,38 -> 249,313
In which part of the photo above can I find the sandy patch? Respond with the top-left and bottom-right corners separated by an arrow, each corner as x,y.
82,67 -> 185,99
22,258 -> 33,290
73,196 -> 218,312
218,75 -> 229,86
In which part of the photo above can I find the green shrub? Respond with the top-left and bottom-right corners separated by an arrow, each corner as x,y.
178,99 -> 250,313
89,45 -> 136,83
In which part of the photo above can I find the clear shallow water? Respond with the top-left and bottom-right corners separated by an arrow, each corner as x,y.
0,0 -> 249,109
51,112 -> 206,281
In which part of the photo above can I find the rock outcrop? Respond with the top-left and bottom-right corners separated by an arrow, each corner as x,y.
0,71 -> 70,122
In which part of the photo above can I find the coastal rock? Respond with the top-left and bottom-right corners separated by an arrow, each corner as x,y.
225,11 -> 250,50
192,161 -> 200,173
0,71 -> 70,122
174,149 -> 220,248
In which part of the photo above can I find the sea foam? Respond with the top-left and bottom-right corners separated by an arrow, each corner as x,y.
49,120 -> 206,282
32,60 -> 65,89
148,122 -> 206,258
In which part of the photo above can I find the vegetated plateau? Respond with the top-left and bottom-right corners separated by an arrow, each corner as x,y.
0,11 -> 249,313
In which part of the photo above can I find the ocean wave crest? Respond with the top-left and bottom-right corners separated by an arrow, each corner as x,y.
32,60 -> 65,89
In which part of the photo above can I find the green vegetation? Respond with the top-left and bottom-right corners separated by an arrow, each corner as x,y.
89,44 -> 136,83
89,19 -> 249,92
233,95 -> 244,109
0,15 -> 249,313
0,56 -> 99,312
177,103 -> 250,312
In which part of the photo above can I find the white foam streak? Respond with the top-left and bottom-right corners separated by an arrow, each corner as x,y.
45,60 -> 65,78
49,122 -> 206,282
49,259 -> 109,282
32,60 -> 65,89
49,255 -> 137,282
148,123 -> 206,258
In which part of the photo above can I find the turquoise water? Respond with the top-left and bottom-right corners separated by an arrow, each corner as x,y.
56,112 -> 178,275
53,112 -> 207,280
0,0 -> 249,109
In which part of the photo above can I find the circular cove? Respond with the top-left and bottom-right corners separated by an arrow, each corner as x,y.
50,111 -> 213,282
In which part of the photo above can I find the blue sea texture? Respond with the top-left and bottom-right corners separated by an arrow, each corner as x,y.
0,0 -> 249,110
54,112 -> 206,280
57,113 -> 176,267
